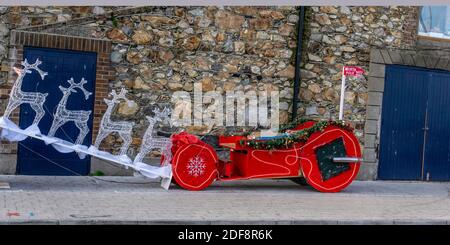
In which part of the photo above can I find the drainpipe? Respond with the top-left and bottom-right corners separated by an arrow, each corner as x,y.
291,6 -> 306,121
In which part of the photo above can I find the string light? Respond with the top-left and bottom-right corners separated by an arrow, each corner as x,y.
4,58 -> 48,126
134,107 -> 173,166
47,78 -> 92,145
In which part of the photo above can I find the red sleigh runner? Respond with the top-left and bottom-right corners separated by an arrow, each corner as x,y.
165,120 -> 362,193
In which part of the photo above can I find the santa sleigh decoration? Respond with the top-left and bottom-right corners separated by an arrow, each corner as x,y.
0,59 -> 363,192
167,119 -> 361,193
165,65 -> 365,193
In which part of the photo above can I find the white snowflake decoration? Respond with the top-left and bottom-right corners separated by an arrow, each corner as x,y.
4,58 -> 48,126
134,107 -> 172,165
187,156 -> 206,177
48,78 -> 92,145
94,88 -> 135,155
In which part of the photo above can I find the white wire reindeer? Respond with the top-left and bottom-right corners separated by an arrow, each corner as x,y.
134,107 -> 172,165
48,78 -> 92,145
94,88 -> 135,155
4,58 -> 48,126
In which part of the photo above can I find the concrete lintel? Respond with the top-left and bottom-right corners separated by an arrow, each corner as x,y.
380,49 -> 392,64
370,49 -> 384,64
388,50 -> 403,64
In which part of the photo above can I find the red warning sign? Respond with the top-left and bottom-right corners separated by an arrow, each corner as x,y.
343,66 -> 365,77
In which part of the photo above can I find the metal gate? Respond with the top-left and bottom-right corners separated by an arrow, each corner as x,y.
378,65 -> 450,181
16,47 -> 97,175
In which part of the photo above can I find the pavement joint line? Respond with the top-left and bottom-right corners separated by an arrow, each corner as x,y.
1,175 -> 450,224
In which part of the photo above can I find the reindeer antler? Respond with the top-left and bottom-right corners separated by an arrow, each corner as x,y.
153,106 -> 171,121
21,58 -> 48,80
65,77 -> 92,100
109,88 -> 131,103
118,88 -> 128,99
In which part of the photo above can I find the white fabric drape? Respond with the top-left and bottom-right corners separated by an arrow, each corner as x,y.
0,116 -> 172,189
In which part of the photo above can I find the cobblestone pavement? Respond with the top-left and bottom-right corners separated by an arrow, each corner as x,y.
1,175 -> 450,224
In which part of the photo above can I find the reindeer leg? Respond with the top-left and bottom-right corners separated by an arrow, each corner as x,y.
134,144 -> 151,164
4,100 -> 21,120
30,103 -> 45,126
94,129 -> 109,149
118,131 -> 132,156
48,118 -> 64,137
75,121 -> 89,145
133,145 -> 152,177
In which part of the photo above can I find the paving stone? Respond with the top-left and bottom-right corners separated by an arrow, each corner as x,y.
0,176 -> 450,224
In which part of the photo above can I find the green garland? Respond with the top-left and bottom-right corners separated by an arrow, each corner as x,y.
240,120 -> 353,150
279,117 -> 314,132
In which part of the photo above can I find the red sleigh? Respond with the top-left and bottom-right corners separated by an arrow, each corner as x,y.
165,120 -> 361,192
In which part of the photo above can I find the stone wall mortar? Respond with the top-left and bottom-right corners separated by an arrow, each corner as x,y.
0,6 -> 422,157
0,6 -> 299,155
105,6 -> 300,153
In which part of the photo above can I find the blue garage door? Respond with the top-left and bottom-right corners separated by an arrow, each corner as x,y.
378,65 -> 450,181
17,47 -> 97,175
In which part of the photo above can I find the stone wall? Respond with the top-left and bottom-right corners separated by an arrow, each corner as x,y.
0,6 -> 421,155
103,6 -> 299,150
298,6 -> 419,143
0,7 -> 12,154
0,7 -> 10,89
0,6 -> 300,156
0,6 -> 99,70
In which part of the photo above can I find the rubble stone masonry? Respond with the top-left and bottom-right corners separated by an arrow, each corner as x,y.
0,6 -> 420,167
